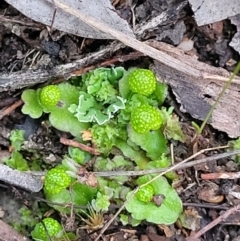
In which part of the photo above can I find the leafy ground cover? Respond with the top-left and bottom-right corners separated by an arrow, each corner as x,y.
5,67 -> 186,240
3,64 -> 238,241
1,1 -> 240,241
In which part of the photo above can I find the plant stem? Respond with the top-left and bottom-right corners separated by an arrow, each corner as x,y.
199,62 -> 240,134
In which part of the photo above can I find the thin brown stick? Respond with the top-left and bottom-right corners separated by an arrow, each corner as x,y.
72,52 -> 143,76
183,202 -> 228,210
53,52 -> 143,84
0,14 -> 42,28
201,172 -> 240,179
0,99 -> 23,120
60,137 -> 100,156
186,204 -> 240,241
93,146 -> 235,177
28,149 -> 240,178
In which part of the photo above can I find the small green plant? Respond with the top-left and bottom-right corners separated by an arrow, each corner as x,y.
20,67 -> 185,227
68,67 -> 126,125
4,129 -> 29,171
9,129 -> 25,151
43,158 -> 97,214
31,218 -> 63,241
131,104 -> 162,133
68,146 -> 89,164
7,205 -> 41,236
22,82 -> 88,137
147,153 -> 179,180
126,175 -> 182,224
44,167 -> 72,195
128,68 -> 156,96
228,137 -> 240,163
91,191 -> 110,212
39,85 -> 61,108
135,185 -> 154,203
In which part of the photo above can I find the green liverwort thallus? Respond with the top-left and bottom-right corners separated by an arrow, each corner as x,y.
128,69 -> 156,96
131,105 -> 162,134
31,217 -> 63,241
44,167 -> 71,195
39,85 -> 61,107
136,185 -> 154,203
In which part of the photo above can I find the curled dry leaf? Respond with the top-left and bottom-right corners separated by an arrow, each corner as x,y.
179,208 -> 201,231
77,167 -> 98,188
198,182 -> 224,204
226,185 -> 240,206
158,224 -> 174,238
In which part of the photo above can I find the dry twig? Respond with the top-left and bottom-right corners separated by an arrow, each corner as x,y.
29,149 -> 240,179
201,172 -> 240,179
186,204 -> 240,241
93,146 -> 232,177
60,137 -> 100,156
0,99 -> 23,120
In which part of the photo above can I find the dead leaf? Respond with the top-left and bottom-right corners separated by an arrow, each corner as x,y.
82,130 -> 92,141
147,234 -> 170,241
226,185 -> 240,205
229,14 -> 240,54
5,0 -> 134,39
188,0 -> 240,26
179,208 -> 201,231
150,41 -> 240,137
198,21 -> 223,40
158,224 -> 174,238
198,182 -> 224,204
152,194 -> 165,207
141,235 -> 150,241
78,167 -> 98,188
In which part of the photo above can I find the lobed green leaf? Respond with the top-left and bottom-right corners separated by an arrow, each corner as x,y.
126,175 -> 182,224
127,125 -> 167,160
21,89 -> 43,118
